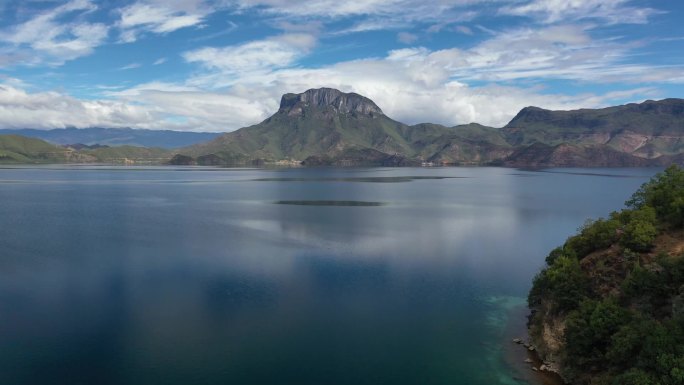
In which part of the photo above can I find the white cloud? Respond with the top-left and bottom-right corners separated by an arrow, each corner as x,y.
117,1 -> 210,42
455,25 -> 473,35
105,82 -> 274,132
500,0 -> 660,24
397,32 -> 418,44
81,23 -> 679,132
183,33 -> 316,74
153,57 -> 167,65
236,0 -> 481,19
0,2 -> 675,133
0,0 -> 108,66
0,85 -> 159,129
120,62 -> 142,70
103,36 -> 670,131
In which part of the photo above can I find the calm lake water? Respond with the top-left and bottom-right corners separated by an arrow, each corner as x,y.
0,166 -> 659,385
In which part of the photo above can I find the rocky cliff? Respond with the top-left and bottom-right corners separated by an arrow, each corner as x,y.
278,88 -> 384,117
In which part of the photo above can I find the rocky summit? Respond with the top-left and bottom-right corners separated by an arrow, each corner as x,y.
278,88 -> 384,117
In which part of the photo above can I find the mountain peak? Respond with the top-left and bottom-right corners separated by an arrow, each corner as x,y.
278,88 -> 384,117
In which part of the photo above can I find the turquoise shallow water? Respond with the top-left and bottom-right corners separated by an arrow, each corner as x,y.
0,166 -> 659,385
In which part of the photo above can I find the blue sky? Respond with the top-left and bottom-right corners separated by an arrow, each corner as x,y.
0,0 -> 682,132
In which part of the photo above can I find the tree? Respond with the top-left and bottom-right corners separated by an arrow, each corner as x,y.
627,165 -> 684,227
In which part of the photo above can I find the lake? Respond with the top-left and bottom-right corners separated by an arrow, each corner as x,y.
0,166 -> 659,385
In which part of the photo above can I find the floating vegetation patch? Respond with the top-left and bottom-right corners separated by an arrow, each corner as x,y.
252,176 -> 461,183
532,170 -> 647,178
274,200 -> 385,207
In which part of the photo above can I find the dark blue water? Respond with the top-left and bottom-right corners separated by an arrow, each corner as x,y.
0,166 -> 659,385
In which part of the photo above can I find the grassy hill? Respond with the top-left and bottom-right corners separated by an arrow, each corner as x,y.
2,127 -> 220,148
83,145 -> 172,164
0,135 -> 69,163
0,134 -> 172,164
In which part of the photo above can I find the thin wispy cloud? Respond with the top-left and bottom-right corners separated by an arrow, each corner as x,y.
119,62 -> 142,70
117,1 -> 214,43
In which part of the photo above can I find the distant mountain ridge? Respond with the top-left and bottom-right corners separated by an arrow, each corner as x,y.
0,134 -> 171,164
0,127 -> 220,148
1,89 -> 683,167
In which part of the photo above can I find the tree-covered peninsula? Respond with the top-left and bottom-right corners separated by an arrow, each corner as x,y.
528,165 -> 684,384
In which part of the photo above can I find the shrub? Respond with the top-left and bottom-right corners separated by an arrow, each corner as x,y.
564,218 -> 621,258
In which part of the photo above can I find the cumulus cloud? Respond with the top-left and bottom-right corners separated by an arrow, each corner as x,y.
0,85 -> 160,129
0,0 -> 108,66
105,82 -> 275,131
102,38 -> 666,131
0,1 -> 675,132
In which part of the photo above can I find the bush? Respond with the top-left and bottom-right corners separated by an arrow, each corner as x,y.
613,369 -> 658,385
528,255 -> 590,312
564,218 -> 621,258
621,207 -> 658,252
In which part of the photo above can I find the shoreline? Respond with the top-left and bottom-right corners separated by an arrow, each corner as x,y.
502,305 -> 566,385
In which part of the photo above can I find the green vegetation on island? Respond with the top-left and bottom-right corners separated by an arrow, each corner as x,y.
528,165 -> 684,385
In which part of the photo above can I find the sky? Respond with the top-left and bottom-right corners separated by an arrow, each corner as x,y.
0,0 -> 682,132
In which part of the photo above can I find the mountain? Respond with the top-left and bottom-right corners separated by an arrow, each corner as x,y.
0,127 -> 220,148
527,165 -> 684,384
504,99 -> 684,158
3,90 -> 684,167
180,88 -> 415,164
175,89 -> 684,167
176,88 -> 508,166
0,135 -> 70,163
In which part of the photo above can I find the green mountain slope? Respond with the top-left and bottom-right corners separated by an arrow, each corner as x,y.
182,88 -> 415,164
528,165 -> 684,384
177,88 -> 506,165
0,134 -> 172,164
0,135 -> 69,163
504,99 -> 684,158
